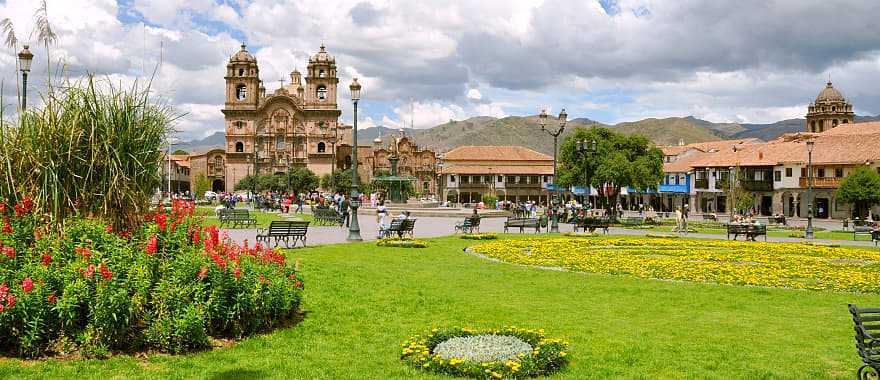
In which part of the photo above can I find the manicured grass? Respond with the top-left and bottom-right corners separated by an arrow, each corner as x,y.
1,235 -> 878,379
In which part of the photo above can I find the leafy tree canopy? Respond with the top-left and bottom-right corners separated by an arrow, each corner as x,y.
836,166 -> 880,218
557,127 -> 664,196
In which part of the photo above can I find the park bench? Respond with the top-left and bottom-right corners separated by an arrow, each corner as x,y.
767,215 -> 786,226
313,208 -> 341,226
256,221 -> 309,248
575,217 -> 610,234
726,223 -> 767,241
848,304 -> 880,379
218,209 -> 257,228
619,217 -> 645,226
503,217 -> 542,233
455,216 -> 481,234
702,213 -> 717,221
381,218 -> 417,238
854,225 -> 875,241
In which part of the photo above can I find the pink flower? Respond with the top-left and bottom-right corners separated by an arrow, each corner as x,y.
22,278 -> 33,293
2,246 -> 14,260
5,293 -> 15,309
233,267 -> 241,279
146,235 -> 158,255
75,246 -> 91,259
105,224 -> 113,233
84,264 -> 95,279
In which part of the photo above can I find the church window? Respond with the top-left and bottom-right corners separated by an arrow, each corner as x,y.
236,85 -> 247,100
318,142 -> 326,153
843,119 -> 849,124
832,106 -> 836,112
832,119 -> 838,127
238,69 -> 244,76
235,121 -> 243,129
319,69 -> 326,78
317,86 -> 327,101
235,142 -> 244,152
276,135 -> 284,150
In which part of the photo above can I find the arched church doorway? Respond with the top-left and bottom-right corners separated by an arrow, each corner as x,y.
212,179 -> 224,192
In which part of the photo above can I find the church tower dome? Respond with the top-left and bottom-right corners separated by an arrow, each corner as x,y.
805,80 -> 853,133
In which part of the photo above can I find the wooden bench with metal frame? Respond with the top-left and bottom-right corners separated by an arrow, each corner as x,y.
576,217 -> 610,234
455,216 -> 481,234
312,208 -> 341,226
503,217 -> 541,233
218,209 -> 257,228
381,218 -> 417,238
256,220 -> 310,248
848,304 -> 880,380
726,223 -> 767,241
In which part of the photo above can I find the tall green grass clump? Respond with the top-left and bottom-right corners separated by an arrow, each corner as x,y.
0,76 -> 175,231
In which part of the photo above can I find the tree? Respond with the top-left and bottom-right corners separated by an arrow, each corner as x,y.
557,127 -> 664,214
193,174 -> 211,198
321,169 -> 366,194
172,149 -> 189,155
235,174 -> 259,192
837,166 -> 880,219
285,167 -> 319,194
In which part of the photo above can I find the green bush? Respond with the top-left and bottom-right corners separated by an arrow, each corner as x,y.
0,199 -> 304,358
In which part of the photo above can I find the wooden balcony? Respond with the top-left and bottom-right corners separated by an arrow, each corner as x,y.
799,177 -> 842,188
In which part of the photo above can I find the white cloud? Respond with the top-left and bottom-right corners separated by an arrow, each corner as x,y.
466,88 -> 482,100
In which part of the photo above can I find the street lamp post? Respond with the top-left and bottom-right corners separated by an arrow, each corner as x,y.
18,45 -> 33,111
539,108 -> 567,233
347,78 -> 363,241
576,139 -> 597,205
805,139 -> 815,239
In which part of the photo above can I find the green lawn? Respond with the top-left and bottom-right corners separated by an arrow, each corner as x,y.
1,235 -> 878,379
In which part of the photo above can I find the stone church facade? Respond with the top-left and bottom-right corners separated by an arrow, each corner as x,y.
200,44 -> 352,193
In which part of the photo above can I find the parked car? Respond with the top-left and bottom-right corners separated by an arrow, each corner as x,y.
204,191 -> 218,200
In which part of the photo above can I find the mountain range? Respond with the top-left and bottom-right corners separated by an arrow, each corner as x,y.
173,114 -> 880,156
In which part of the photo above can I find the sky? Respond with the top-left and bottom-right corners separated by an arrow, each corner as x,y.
1,0 -> 880,141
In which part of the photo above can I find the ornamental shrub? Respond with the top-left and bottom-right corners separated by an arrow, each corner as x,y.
0,199 -> 304,358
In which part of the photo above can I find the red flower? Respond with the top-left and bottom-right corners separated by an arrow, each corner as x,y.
2,220 -> 11,235
0,203 -> 6,213
99,263 -> 113,280
197,267 -> 208,280
75,246 -> 91,259
105,224 -> 113,233
2,246 -> 15,260
41,253 -> 52,267
146,235 -> 158,255
288,274 -> 297,281
0,283 -> 7,300
294,281 -> 303,289
22,278 -> 33,293
13,203 -> 24,217
84,264 -> 95,279
233,267 -> 241,279
47,294 -> 56,304
22,197 -> 33,212
5,293 -> 15,309
156,213 -> 167,232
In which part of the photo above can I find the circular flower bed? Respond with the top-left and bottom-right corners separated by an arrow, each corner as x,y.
376,237 -> 428,248
400,326 -> 569,379
460,233 -> 498,240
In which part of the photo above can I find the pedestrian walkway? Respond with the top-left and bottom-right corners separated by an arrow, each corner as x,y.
221,214 -> 879,249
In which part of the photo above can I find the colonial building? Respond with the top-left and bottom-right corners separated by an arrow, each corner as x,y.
337,131 -> 438,196
193,44 -> 352,192
659,82 -> 880,219
440,146 -> 553,204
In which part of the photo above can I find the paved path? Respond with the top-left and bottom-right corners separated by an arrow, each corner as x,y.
222,213 -> 879,248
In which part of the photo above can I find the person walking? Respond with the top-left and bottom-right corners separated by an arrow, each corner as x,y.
340,195 -> 351,227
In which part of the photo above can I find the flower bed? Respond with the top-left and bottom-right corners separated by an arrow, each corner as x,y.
400,326 -> 569,379
0,199 -> 304,358
460,233 -> 498,240
471,237 -> 880,293
376,237 -> 428,248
